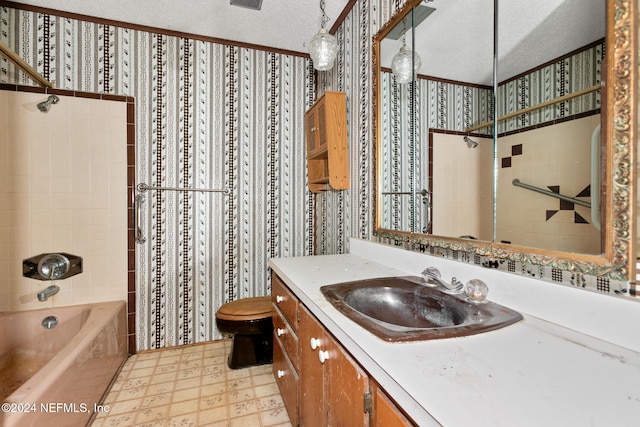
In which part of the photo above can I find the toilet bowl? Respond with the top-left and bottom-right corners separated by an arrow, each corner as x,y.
215,296 -> 273,369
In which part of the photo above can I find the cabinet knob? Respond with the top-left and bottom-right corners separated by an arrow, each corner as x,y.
277,369 -> 285,378
276,295 -> 284,303
311,126 -> 317,132
277,328 -> 285,337
310,337 -> 321,350
319,350 -> 329,364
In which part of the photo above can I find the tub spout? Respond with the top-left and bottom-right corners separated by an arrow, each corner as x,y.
38,285 -> 60,301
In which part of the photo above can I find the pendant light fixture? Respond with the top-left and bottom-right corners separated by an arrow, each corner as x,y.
391,33 -> 421,84
309,0 -> 338,71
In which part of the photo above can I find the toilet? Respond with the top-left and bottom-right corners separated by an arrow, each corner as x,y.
215,296 -> 274,369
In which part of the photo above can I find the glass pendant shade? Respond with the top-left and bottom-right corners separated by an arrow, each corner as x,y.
391,44 -> 422,84
309,28 -> 338,71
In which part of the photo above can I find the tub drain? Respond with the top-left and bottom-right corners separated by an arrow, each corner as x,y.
42,315 -> 59,329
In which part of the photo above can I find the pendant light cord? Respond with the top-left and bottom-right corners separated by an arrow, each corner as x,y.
320,0 -> 330,29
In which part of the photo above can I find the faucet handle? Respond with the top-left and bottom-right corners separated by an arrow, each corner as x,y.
421,267 -> 441,287
38,254 -> 70,280
421,266 -> 441,278
464,279 -> 489,303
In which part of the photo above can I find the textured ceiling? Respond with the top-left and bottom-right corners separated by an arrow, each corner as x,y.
11,0 -> 350,54
383,0 -> 605,85
10,0 -> 605,85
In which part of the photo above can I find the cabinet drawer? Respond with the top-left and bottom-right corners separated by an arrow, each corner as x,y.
274,310 -> 299,371
271,273 -> 299,332
273,336 -> 299,423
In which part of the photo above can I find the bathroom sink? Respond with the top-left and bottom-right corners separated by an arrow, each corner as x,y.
320,276 -> 523,342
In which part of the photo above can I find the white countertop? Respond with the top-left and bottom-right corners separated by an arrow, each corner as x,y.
268,252 -> 640,427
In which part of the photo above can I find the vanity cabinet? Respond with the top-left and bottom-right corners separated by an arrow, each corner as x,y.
304,91 -> 349,193
299,304 -> 370,427
272,273 -> 300,423
272,272 -> 415,427
370,382 -> 414,427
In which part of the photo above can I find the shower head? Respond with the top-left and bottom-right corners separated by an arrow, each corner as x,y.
37,95 -> 59,113
463,136 -> 478,148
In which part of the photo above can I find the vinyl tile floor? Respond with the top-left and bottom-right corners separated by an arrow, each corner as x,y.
90,339 -> 292,427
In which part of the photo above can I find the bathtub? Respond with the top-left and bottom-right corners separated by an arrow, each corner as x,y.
0,301 -> 127,427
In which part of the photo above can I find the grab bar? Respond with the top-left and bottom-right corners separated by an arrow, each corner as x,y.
133,183 -> 228,245
590,125 -> 601,230
512,179 -> 591,208
134,193 -> 146,244
422,189 -> 431,233
382,191 -> 415,195
137,182 -> 230,194
382,189 -> 429,196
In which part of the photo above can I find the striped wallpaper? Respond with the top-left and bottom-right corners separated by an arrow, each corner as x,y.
497,41 -> 603,133
0,0 -> 413,350
1,0 -> 617,352
0,6 -> 313,350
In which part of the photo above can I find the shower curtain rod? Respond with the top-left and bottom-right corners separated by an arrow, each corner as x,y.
465,84 -> 601,133
512,178 -> 591,208
0,41 -> 54,88
137,183 -> 230,195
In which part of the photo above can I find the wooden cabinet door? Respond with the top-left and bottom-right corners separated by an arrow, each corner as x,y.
371,383 -> 413,427
316,100 -> 328,154
299,305 -> 370,427
299,305 -> 327,427
325,335 -> 370,427
304,91 -> 349,192
305,110 -> 319,157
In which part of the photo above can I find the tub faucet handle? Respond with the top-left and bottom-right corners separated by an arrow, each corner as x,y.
23,252 -> 83,281
37,254 -> 70,280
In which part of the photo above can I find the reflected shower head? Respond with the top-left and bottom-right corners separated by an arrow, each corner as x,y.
37,95 -> 59,113
463,136 -> 478,148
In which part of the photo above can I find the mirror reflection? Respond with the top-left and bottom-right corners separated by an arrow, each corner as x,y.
377,0 -> 605,256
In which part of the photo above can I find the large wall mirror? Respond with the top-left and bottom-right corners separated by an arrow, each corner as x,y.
373,0 -> 636,282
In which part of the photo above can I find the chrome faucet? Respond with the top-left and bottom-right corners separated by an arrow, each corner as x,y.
38,254 -> 70,280
421,267 -> 464,293
37,285 -> 60,302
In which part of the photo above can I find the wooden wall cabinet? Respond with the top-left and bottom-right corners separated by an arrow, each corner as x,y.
305,91 -> 349,193
271,272 -> 415,426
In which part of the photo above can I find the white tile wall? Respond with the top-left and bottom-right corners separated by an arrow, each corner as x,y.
0,91 -> 128,311
496,115 -> 601,252
431,133 -> 493,240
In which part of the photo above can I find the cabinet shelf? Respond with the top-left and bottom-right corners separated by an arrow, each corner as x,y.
305,91 -> 349,193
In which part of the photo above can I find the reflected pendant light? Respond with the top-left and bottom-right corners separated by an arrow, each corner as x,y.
309,0 -> 338,71
391,36 -> 422,84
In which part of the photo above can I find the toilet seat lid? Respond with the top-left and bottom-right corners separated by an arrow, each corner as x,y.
216,296 -> 273,321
